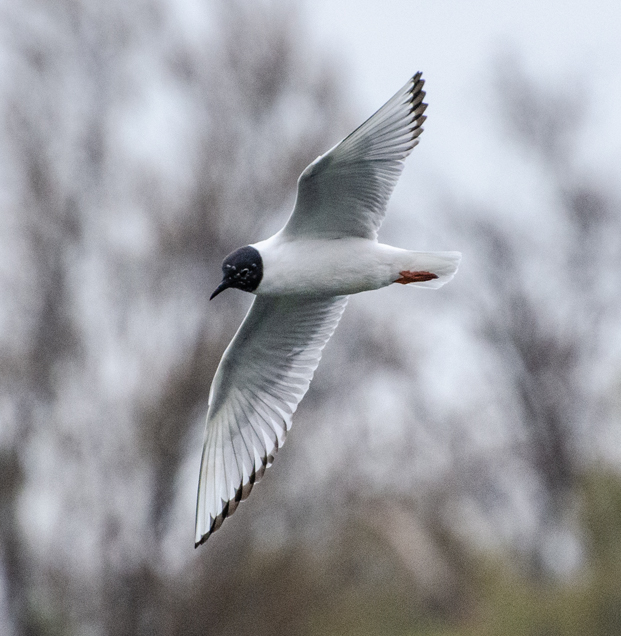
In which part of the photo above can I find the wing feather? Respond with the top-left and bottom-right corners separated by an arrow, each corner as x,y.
195,294 -> 348,546
282,73 -> 427,240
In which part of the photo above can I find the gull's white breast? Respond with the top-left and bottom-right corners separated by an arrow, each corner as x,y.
252,233 -> 408,296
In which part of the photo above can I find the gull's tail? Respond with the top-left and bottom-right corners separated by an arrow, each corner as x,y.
395,251 -> 461,289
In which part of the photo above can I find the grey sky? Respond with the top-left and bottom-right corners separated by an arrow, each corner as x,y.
302,0 -> 621,213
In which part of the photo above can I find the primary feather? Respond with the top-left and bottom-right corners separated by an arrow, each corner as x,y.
283,72 -> 427,240
195,295 -> 347,546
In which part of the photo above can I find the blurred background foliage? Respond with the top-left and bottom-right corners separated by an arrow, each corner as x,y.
1,0 -> 620,635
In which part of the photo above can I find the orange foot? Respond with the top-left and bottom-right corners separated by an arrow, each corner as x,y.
394,270 -> 438,284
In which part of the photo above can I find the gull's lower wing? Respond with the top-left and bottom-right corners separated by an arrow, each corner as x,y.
195,294 -> 348,546
282,73 -> 427,240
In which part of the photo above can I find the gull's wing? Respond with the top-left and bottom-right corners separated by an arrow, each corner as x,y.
282,73 -> 427,240
195,294 -> 348,546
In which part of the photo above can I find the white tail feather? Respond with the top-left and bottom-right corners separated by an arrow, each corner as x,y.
399,251 -> 461,289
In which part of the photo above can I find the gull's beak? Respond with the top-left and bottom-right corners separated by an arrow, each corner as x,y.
210,279 -> 231,300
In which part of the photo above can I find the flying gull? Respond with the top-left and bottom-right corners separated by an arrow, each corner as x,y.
195,72 -> 460,547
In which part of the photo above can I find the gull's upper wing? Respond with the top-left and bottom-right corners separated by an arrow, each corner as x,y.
282,73 -> 427,240
195,294 -> 348,546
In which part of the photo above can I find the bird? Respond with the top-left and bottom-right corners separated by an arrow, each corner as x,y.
195,72 -> 460,547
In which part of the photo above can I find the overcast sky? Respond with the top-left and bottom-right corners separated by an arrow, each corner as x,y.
301,0 -> 621,226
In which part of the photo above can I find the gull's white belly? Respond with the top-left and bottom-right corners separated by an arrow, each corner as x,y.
252,234 -> 407,296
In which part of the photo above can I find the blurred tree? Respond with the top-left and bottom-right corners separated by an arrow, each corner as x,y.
456,57 -> 621,575
2,1 -> 620,633
0,0 -> 351,634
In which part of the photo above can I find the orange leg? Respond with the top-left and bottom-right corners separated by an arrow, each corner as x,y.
394,270 -> 438,284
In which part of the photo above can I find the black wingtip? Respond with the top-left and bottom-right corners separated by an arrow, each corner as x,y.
408,74 -> 427,118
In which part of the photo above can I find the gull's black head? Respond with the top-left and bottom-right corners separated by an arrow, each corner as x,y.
210,246 -> 263,300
